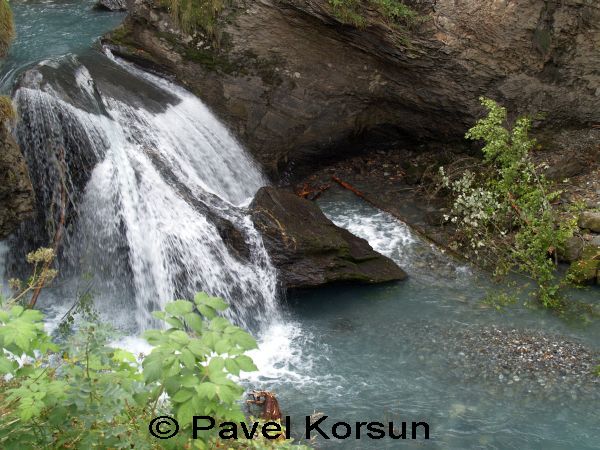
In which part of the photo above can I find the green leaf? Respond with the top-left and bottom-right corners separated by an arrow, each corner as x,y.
165,316 -> 185,329
195,382 -> 217,400
169,330 -> 190,345
171,389 -> 193,403
204,296 -> 228,312
142,353 -> 163,383
112,349 -> 137,363
197,305 -> 216,320
193,292 -> 210,307
232,331 -> 258,351
184,313 -> 204,333
216,384 -> 238,404
224,358 -> 239,376
188,340 -> 209,358
176,399 -> 196,425
11,305 -> 24,317
214,338 -> 229,355
165,300 -> 195,316
143,329 -> 164,345
179,348 -> 196,369
234,355 -> 258,373
0,356 -> 16,374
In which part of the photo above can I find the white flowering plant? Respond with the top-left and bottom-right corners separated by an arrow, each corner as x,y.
440,98 -> 579,310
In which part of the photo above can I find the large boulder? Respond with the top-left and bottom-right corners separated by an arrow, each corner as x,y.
250,187 -> 407,289
104,0 -> 600,178
0,124 -> 34,239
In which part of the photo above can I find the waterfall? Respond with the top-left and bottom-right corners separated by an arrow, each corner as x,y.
9,53 -> 279,332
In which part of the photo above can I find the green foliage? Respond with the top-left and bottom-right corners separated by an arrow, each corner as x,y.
160,0 -> 228,36
0,291 -> 309,449
0,0 -> 14,58
440,98 -> 580,310
481,290 -> 517,311
328,0 -> 420,28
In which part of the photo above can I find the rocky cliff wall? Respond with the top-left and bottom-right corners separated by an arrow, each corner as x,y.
105,0 -> 600,177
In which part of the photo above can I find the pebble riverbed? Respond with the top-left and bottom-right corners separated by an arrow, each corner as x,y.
408,322 -> 599,400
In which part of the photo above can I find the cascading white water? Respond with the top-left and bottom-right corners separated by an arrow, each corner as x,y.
11,54 -> 279,332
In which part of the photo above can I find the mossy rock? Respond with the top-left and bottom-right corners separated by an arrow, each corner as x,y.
568,245 -> 600,285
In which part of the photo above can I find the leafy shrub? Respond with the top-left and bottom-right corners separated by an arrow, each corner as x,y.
440,98 -> 579,309
0,288 -> 309,448
160,0 -> 228,36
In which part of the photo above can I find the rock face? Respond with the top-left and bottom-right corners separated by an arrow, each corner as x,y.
0,124 -> 34,239
250,186 -> 407,289
105,0 -> 600,177
96,0 -> 127,11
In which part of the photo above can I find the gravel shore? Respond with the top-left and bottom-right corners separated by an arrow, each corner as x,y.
409,322 -> 599,399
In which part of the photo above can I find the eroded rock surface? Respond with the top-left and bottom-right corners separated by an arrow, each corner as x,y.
250,186 -> 407,289
0,125 -> 34,239
105,0 -> 600,177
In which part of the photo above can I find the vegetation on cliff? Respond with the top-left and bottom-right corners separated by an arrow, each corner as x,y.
439,98 -> 581,311
329,0 -> 419,27
161,0 -> 228,36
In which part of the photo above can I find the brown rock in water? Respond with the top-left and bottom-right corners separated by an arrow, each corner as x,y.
104,0 -> 600,178
250,187 -> 407,289
0,124 -> 34,239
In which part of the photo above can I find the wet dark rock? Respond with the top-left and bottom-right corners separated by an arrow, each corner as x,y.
95,0 -> 127,11
250,186 -> 407,289
0,125 -> 34,239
